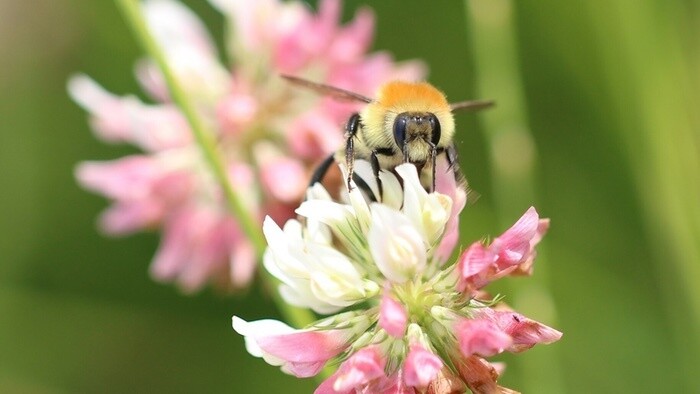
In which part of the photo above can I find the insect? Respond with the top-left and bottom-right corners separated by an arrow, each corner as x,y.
282,75 -> 494,196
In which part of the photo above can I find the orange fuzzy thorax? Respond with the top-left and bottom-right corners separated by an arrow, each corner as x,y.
375,81 -> 450,113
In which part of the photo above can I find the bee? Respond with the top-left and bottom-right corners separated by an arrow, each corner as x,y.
282,75 -> 493,196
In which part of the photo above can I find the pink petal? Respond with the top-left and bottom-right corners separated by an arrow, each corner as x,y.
477,309 -> 563,353
282,361 -> 329,378
327,6 -> 374,63
509,218 -> 550,276
378,375 -> 416,394
230,237 -> 256,287
256,330 -> 348,367
491,207 -> 539,267
234,317 -> 339,377
459,242 -> 497,279
99,200 -> 163,235
379,292 -> 408,338
75,157 -> 160,200
286,111 -> 344,160
76,157 -> 192,235
150,209 -> 195,281
456,319 -> 513,358
403,345 -> 443,388
150,207 -> 244,292
177,216 -> 237,292
434,156 -> 467,262
456,242 -> 497,293
216,92 -> 259,136
274,0 -> 341,72
69,75 -> 191,150
315,347 -> 386,393
259,157 -> 307,203
315,370 -> 350,394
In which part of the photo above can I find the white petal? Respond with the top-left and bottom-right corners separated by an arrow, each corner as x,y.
421,194 -> 452,245
369,204 -> 427,283
347,180 -> 371,233
353,160 -> 380,199
279,283 -> 343,314
396,164 -> 428,237
296,200 -> 354,226
378,170 -> 403,210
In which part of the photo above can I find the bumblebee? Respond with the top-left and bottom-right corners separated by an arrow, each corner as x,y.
282,75 -> 493,195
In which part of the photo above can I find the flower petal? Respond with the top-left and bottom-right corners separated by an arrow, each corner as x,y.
477,309 -> 563,352
232,316 -> 352,378
315,347 -> 386,393
369,204 -> 426,283
456,318 -> 513,357
491,207 -> 539,267
379,292 -> 408,338
434,156 -> 467,262
403,345 -> 443,388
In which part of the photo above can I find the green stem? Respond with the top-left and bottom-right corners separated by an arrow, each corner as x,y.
464,1 -> 565,392
114,0 -> 316,331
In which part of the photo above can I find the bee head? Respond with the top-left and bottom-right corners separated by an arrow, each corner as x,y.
392,112 -> 441,152
360,81 -> 456,162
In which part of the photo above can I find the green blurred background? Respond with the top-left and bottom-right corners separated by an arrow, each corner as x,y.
1,0 -> 699,392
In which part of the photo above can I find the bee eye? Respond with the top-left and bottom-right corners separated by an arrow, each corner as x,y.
429,114 -> 441,145
393,114 -> 408,150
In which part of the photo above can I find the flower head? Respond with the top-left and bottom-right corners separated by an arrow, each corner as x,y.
71,0 -> 425,291
235,162 -> 561,393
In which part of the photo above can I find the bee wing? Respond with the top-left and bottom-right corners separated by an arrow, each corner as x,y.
281,75 -> 373,103
450,99 -> 495,112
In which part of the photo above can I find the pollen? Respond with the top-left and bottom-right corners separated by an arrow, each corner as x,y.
376,81 -> 450,112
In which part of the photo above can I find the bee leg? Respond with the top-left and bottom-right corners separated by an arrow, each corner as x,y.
309,153 -> 336,188
447,144 -> 466,177
445,144 -> 467,185
370,150 -> 383,201
352,173 -> 377,203
445,145 -> 458,171
345,113 -> 361,190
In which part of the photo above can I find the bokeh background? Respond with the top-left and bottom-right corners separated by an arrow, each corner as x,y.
1,0 -> 699,392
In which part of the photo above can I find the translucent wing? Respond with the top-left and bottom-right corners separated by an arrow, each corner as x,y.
450,99 -> 495,112
281,75 -> 373,103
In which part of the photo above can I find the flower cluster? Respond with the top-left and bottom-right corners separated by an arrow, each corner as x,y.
234,160 -> 561,393
70,0 -> 425,292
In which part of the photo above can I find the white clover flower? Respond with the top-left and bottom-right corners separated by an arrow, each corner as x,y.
267,162 -> 454,310
263,217 -> 378,314
236,159 -> 562,393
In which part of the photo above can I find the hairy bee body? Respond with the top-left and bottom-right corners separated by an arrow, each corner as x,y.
282,75 -> 493,194
348,81 -> 456,189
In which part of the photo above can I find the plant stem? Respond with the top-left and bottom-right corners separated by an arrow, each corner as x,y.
464,1 -> 565,392
114,0 -> 316,332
